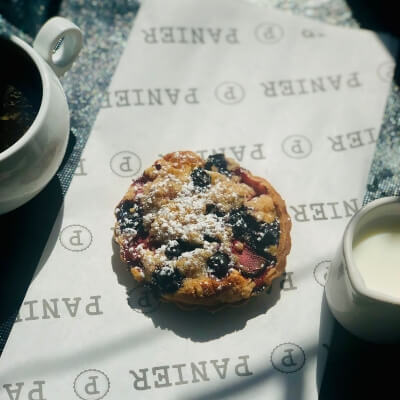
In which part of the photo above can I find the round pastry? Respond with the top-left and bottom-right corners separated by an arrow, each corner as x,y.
114,151 -> 291,308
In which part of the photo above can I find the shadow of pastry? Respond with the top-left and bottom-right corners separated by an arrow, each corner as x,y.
111,238 -> 282,342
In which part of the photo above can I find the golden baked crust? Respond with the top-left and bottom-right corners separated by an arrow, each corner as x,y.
114,151 -> 291,308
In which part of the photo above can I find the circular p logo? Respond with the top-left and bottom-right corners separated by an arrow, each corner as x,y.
377,61 -> 395,83
215,82 -> 245,105
313,260 -> 331,287
282,135 -> 312,159
60,225 -> 93,252
73,369 -> 110,400
271,343 -> 306,373
255,22 -> 284,44
110,151 -> 141,177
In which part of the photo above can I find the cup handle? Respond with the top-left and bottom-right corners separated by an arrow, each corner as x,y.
33,16 -> 83,77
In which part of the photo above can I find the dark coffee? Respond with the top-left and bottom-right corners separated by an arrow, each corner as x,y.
0,35 -> 42,153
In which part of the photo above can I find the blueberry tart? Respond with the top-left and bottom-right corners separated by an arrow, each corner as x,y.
114,151 -> 291,308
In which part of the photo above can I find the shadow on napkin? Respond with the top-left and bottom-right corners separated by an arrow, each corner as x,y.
181,343 -> 320,400
111,239 -> 282,342
0,174 -> 65,352
0,129 -> 79,352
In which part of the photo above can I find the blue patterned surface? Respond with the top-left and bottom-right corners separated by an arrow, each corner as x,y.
0,0 -> 399,354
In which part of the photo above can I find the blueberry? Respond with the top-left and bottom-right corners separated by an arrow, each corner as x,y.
264,252 -> 277,266
229,208 -> 250,237
204,154 -> 230,176
116,200 -> 144,235
165,240 -> 201,259
116,200 -> 134,219
191,167 -> 211,188
205,203 -> 224,217
229,208 -> 280,256
152,266 -> 183,293
248,220 -> 280,254
207,252 -> 230,278
165,240 -> 183,259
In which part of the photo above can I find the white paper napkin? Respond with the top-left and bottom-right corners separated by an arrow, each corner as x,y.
0,0 -> 396,399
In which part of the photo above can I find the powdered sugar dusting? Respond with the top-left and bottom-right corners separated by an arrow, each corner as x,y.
146,179 -> 231,243
127,167 -> 254,278
116,153 -> 279,282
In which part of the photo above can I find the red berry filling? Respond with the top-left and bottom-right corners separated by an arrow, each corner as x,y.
123,236 -> 150,265
239,169 -> 268,195
232,243 -> 268,277
232,241 -> 275,289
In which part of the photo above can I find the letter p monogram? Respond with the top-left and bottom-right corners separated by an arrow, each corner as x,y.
271,343 -> 306,373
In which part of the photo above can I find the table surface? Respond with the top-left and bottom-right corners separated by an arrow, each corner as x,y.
1,1 -> 400,398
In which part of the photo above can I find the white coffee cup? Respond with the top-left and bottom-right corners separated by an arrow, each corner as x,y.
0,17 -> 82,214
326,196 -> 400,343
